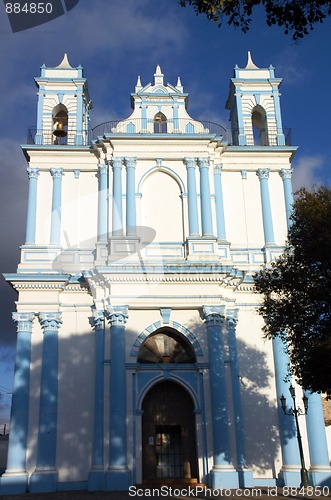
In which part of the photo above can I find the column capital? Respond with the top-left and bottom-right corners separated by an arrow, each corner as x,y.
38,312 -> 62,332
92,309 -> 105,330
184,157 -> 197,169
111,157 -> 123,169
50,168 -> 64,179
214,163 -> 223,175
12,312 -> 35,332
106,305 -> 128,326
124,157 -> 137,169
197,157 -> 210,170
98,163 -> 108,175
279,168 -> 293,180
226,309 -> 239,330
27,167 -> 39,179
202,305 -> 225,326
257,168 -> 270,180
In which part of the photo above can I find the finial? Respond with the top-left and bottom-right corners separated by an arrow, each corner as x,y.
135,75 -> 142,92
56,53 -> 72,69
154,65 -> 164,85
176,76 -> 183,92
245,51 -> 259,69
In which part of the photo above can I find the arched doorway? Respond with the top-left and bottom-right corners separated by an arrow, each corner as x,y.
141,381 -> 198,482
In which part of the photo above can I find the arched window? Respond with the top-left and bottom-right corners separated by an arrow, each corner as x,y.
251,105 -> 268,146
52,104 -> 68,144
154,112 -> 167,133
138,329 -> 196,364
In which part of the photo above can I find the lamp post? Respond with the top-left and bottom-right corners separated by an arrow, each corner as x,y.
280,385 -> 311,487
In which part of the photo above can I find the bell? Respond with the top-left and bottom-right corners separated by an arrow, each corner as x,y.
53,121 -> 67,137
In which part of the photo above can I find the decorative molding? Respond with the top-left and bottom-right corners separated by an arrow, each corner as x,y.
50,168 -> 64,179
98,163 -> 108,175
241,170 -> 247,180
106,305 -> 128,326
73,169 -> 80,179
12,283 -> 66,291
125,157 -> 137,169
184,157 -> 196,170
27,167 -> 40,179
214,164 -> 223,175
38,311 -> 62,332
12,312 -> 35,332
111,157 -> 123,169
197,157 -> 210,170
256,168 -> 270,180
202,305 -> 225,327
92,309 -> 105,330
279,168 -> 293,180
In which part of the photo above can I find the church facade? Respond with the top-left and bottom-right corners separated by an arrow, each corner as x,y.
1,54 -> 330,494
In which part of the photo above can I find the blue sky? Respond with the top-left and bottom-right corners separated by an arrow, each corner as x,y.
0,0 -> 331,427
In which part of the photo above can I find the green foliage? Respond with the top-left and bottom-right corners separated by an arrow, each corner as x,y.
179,0 -> 331,39
254,187 -> 331,397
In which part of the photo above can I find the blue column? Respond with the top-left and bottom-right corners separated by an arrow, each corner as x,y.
226,311 -> 254,487
97,163 -> 108,242
88,310 -> 105,491
75,87 -> 83,145
184,158 -> 199,236
202,306 -> 238,488
0,313 -> 34,494
141,101 -> 147,131
30,312 -> 62,493
257,168 -> 275,245
304,391 -> 331,485
35,88 -> 45,144
214,164 -> 226,240
272,337 -> 301,485
50,168 -> 64,245
272,86 -> 285,146
125,157 -> 137,236
279,169 -> 294,229
235,90 -> 246,146
25,168 -> 39,244
173,102 -> 179,131
112,158 -> 123,236
198,158 -> 213,236
105,305 -> 131,490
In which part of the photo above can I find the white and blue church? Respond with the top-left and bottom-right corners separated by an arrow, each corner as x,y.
1,53 -> 330,494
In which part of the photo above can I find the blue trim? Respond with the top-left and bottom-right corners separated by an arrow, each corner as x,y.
185,158 -> 199,236
50,169 -> 64,245
25,169 -> 39,244
112,159 -> 123,236
137,165 -> 185,193
97,164 -> 108,242
198,158 -> 213,236
125,158 -> 137,236
213,166 -> 226,240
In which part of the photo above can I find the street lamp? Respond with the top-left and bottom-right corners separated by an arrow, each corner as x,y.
280,385 -> 311,488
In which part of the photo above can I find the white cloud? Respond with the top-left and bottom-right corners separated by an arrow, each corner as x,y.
292,154 -> 325,191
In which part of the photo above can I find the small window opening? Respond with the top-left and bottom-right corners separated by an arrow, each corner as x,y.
251,106 -> 268,146
138,329 -> 196,364
154,112 -> 167,133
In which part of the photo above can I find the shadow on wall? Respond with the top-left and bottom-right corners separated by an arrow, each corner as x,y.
2,311 -> 295,486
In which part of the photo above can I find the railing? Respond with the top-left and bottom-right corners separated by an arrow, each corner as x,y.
26,124 -> 292,147
91,118 -> 228,140
26,129 -> 91,145
231,127 -> 292,146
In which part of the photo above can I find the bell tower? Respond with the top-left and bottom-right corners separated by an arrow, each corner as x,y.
226,52 -> 285,146
34,53 -> 92,145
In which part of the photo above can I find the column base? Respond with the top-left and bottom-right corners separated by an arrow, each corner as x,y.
29,469 -> 58,493
209,466 -> 239,489
279,466 -> 302,486
88,468 -> 105,491
108,237 -> 141,263
105,466 -> 132,490
186,237 -> 219,262
0,471 -> 28,495
237,468 -> 255,487
309,466 -> 331,486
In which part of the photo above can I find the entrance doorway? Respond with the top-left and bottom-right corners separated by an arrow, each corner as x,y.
142,381 -> 198,482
